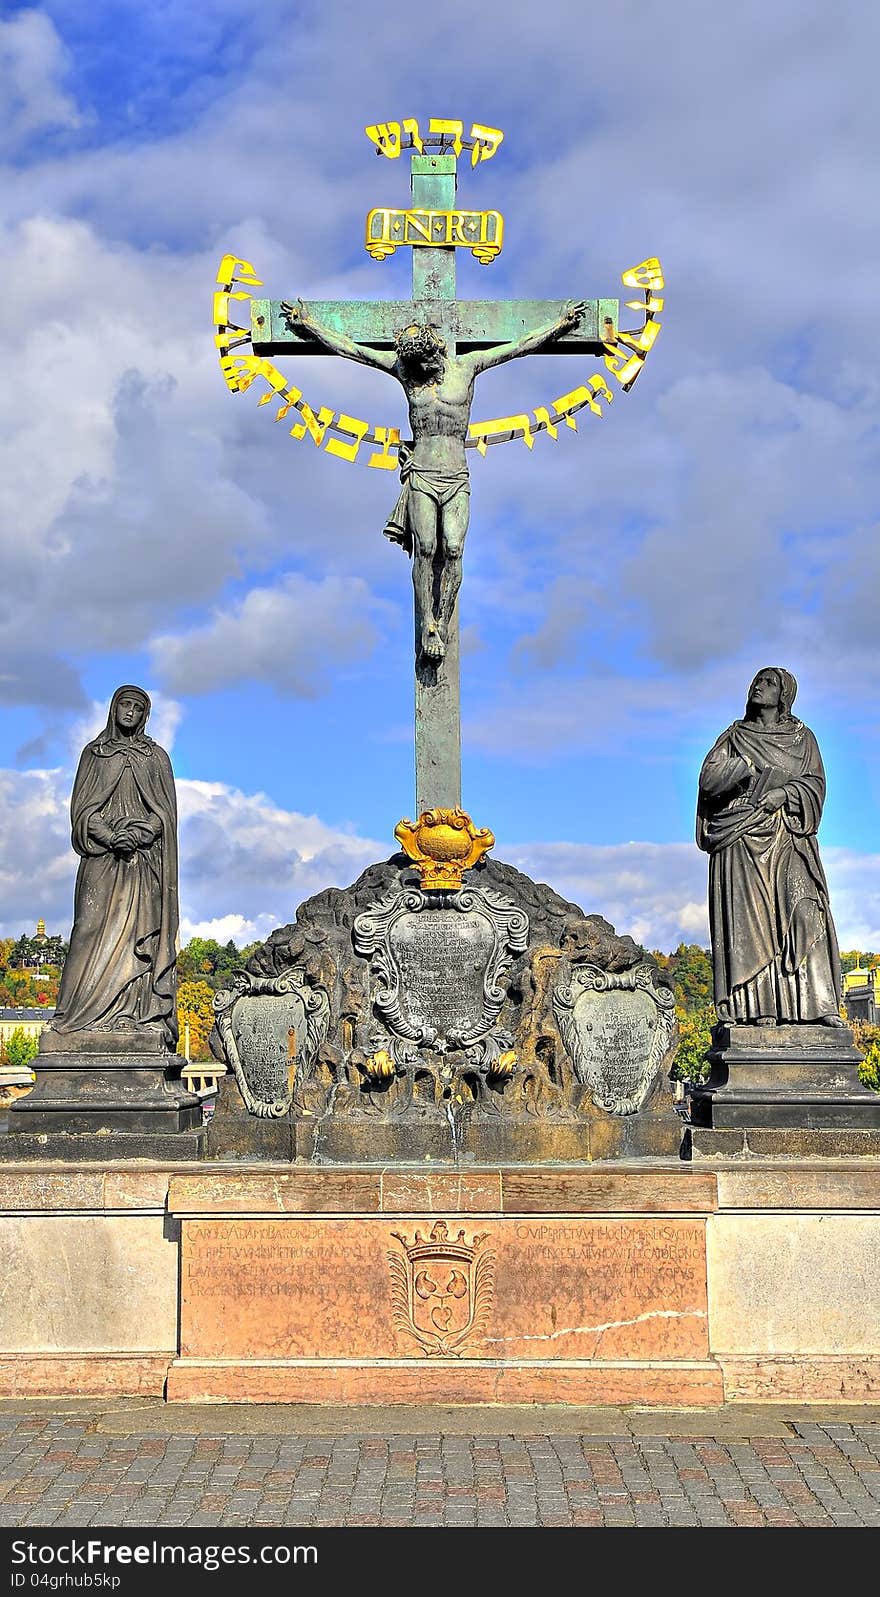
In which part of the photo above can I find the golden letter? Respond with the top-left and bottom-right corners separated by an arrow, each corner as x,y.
590,373 -> 614,406
405,210 -> 434,245
402,117 -> 424,153
603,347 -> 645,389
622,258 -> 665,292
533,406 -> 558,440
618,320 -> 661,354
626,294 -> 665,315
215,254 -> 262,288
255,362 -> 289,404
469,123 -> 504,166
274,385 -> 303,421
367,426 -> 401,469
214,329 -> 251,355
551,386 -> 590,427
213,289 -> 252,327
325,414 -> 369,463
469,414 -> 535,455
290,402 -> 336,446
428,117 -> 464,156
365,121 -> 401,157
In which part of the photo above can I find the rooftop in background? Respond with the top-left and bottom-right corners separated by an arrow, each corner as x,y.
0,1008 -> 55,1021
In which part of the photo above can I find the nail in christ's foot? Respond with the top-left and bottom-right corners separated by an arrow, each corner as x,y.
421,622 -> 445,663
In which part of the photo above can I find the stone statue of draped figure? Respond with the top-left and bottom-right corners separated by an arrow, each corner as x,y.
697,666 -> 845,1028
48,685 -> 179,1052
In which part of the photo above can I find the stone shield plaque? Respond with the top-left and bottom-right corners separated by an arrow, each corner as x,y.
553,961 -> 675,1115
353,885 -> 529,1059
213,969 -> 330,1117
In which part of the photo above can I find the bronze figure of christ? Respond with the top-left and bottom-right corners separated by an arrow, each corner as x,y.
282,298 -> 586,664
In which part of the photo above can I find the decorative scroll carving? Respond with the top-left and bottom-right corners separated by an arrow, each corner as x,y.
212,968 -> 329,1118
553,960 -> 676,1115
353,884 -> 528,1062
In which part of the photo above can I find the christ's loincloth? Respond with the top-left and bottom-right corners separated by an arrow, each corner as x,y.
383,458 -> 470,556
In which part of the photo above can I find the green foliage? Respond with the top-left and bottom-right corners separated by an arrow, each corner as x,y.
669,944 -> 713,1012
177,937 -> 249,992
852,1022 -> 880,1093
670,1005 -> 714,1083
1,1028 -> 38,1070
859,1044 -> 880,1094
841,950 -> 880,974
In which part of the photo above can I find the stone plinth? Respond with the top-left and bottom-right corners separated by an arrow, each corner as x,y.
688,1023 -> 880,1156
2,1160 -> 880,1403
5,1027 -> 204,1159
168,1208 -> 717,1405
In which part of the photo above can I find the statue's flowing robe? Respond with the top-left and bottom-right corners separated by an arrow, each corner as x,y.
696,716 -> 840,1023
52,734 -> 179,1047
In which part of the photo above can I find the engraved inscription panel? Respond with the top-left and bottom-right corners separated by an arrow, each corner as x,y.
179,1216 -> 708,1362
231,995 -> 302,1106
388,908 -> 494,1039
573,987 -> 658,1107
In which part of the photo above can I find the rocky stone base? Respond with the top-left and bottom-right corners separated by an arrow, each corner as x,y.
207,852 -> 681,1164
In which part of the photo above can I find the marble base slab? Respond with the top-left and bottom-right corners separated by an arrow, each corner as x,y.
166,1360 -> 724,1406
2,1161 -> 879,1406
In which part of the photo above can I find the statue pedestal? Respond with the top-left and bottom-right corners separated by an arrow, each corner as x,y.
687,1022 -> 880,1158
4,1028 -> 205,1161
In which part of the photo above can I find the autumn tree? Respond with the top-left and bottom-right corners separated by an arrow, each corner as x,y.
176,980 -> 216,1061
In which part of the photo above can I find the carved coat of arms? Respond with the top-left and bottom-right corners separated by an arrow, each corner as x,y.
353,884 -> 528,1069
212,967 -> 329,1117
388,1220 -> 495,1356
552,959 -> 676,1115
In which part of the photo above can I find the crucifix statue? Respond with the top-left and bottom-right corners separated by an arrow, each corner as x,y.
215,120 -> 663,816
281,292 -> 586,667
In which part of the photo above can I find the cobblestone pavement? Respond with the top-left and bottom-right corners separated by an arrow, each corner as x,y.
0,1402 -> 878,1528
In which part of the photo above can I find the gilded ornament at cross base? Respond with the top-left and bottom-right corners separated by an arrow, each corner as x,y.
394,808 -> 494,890
363,1048 -> 396,1081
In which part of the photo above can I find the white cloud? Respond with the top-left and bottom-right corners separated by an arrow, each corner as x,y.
0,11 -> 81,148
150,574 -> 383,697
177,912 -> 278,947
1,757 -> 878,956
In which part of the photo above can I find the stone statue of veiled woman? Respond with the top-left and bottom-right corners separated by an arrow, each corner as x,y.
697,667 -> 845,1027
48,686 -> 179,1051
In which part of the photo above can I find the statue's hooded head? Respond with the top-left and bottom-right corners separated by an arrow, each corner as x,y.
747,666 -> 798,720
99,684 -> 152,748
394,322 -> 447,377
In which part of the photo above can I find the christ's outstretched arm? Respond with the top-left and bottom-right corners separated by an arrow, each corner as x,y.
280,299 -> 397,374
465,300 -> 587,376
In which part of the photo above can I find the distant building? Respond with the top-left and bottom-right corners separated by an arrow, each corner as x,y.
0,1008 -> 53,1046
842,962 -> 880,1025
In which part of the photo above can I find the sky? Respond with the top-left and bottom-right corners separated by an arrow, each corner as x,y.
0,0 -> 878,954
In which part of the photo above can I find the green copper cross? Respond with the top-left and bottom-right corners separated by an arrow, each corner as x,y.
250,152 -> 619,816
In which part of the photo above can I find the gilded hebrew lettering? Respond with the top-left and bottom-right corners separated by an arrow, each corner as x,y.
325,413 -> 369,462
469,122 -> 504,165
